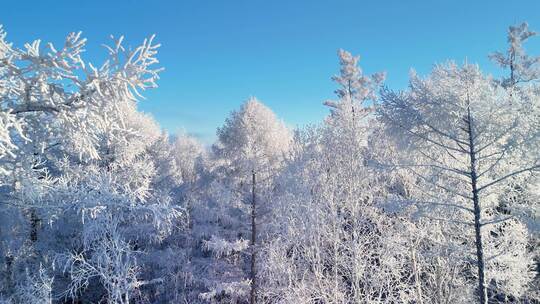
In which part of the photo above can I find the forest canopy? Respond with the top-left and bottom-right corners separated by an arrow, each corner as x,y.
0,22 -> 538,304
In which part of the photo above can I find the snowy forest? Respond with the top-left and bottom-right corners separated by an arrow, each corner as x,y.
0,20 -> 539,304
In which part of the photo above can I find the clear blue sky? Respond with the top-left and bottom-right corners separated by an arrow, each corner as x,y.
2,0 -> 540,143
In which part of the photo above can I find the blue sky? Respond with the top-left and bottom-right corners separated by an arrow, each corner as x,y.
2,0 -> 540,143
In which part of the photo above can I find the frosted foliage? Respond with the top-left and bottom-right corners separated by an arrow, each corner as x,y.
0,25 -> 185,304
378,62 -> 538,301
324,49 -> 385,124
0,25 -> 161,166
483,219 -> 535,296
191,98 -> 292,303
173,133 -> 204,184
214,97 -> 291,174
0,111 -> 23,176
0,266 -> 53,304
204,236 -> 250,258
332,49 -> 385,102
1,21 -> 539,304
258,51 -> 410,303
380,63 -> 539,199
63,215 -> 140,304
0,265 -> 54,304
199,281 -> 250,303
261,126 -> 415,303
490,22 -> 540,87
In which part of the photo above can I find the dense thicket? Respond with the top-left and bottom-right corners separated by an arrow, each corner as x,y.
0,22 -> 538,304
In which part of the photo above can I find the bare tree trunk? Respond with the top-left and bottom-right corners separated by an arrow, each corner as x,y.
30,208 -> 39,243
510,52 -> 515,87
4,254 -> 14,294
348,80 -> 356,123
466,105 -> 488,304
250,170 -> 257,304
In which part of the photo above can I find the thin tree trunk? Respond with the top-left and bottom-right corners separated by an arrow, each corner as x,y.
466,105 -> 488,304
411,247 -> 423,304
30,208 -> 39,243
250,170 -> 257,304
348,80 -> 356,123
4,254 -> 14,294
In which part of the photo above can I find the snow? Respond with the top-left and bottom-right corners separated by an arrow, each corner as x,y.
0,22 -> 538,304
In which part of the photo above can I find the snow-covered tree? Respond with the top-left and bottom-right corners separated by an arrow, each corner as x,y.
324,49 -> 385,126
0,25 -> 188,303
490,22 -> 540,88
0,24 -> 162,220
62,214 -> 141,304
50,107 -> 185,302
143,132 -> 206,303
193,97 -> 291,303
490,22 -> 540,302
2,18 -> 539,304
378,62 -> 538,303
259,50 -> 417,304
